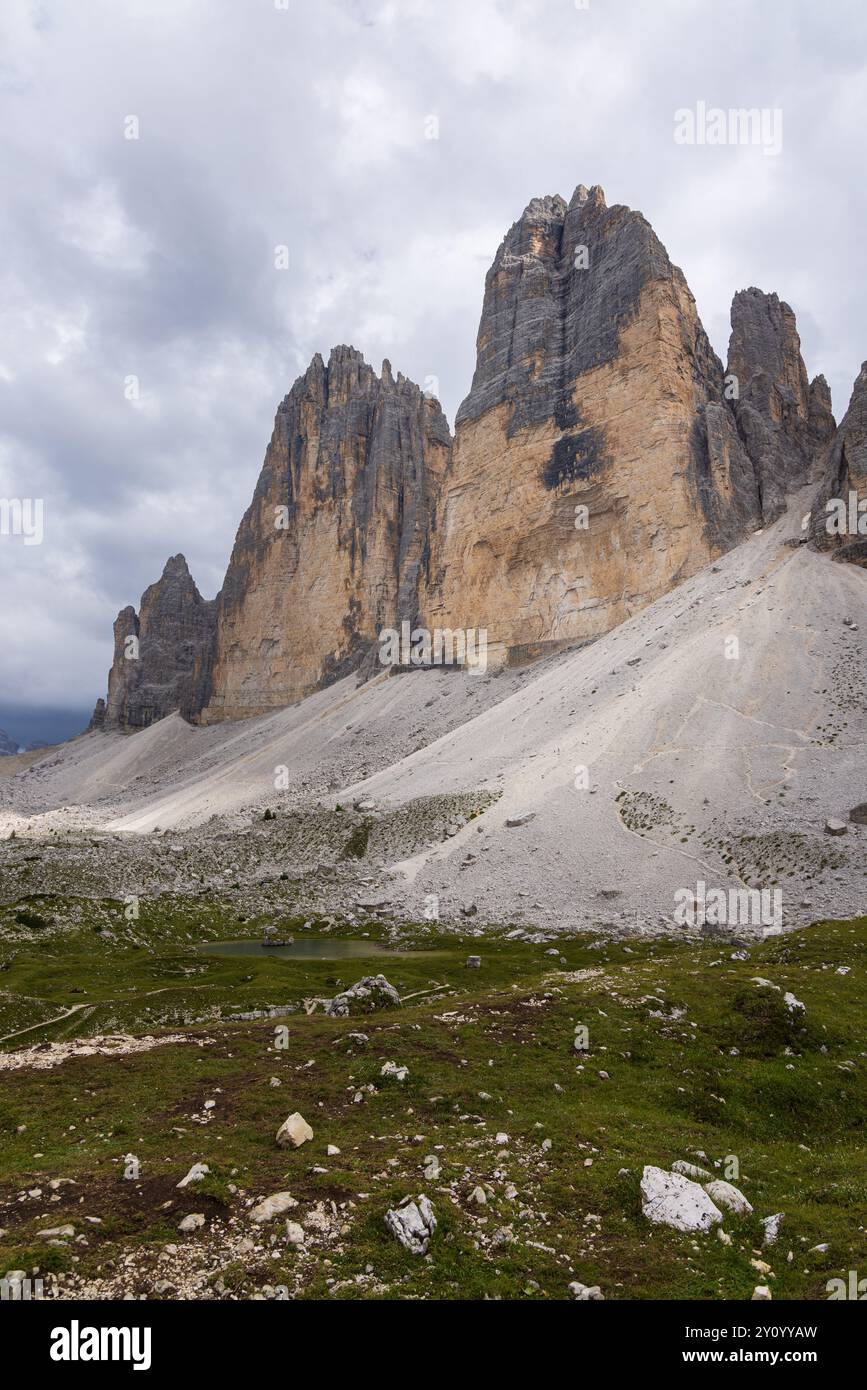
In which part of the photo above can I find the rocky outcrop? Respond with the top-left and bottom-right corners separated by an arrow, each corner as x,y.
0,729 -> 19,757
725,288 -> 835,521
422,185 -> 762,665
93,555 -> 216,731
810,362 -> 867,564
199,348 -> 450,721
92,183 -> 843,728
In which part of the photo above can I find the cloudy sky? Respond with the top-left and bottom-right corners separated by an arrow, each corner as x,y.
1,0 -> 865,732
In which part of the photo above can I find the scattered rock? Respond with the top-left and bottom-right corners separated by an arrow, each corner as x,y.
178,1213 -> 205,1233
384,1195 -> 437,1255
671,1159 -> 713,1181
380,1061 -> 409,1082
825,818 -> 847,836
568,1281 -> 604,1300
176,1162 -> 209,1189
704,1180 -> 753,1216
250,1191 -> 298,1223
276,1113 -> 314,1149
505,811 -> 536,827
326,975 -> 400,1018
752,1285 -> 772,1301
640,1165 -> 723,1233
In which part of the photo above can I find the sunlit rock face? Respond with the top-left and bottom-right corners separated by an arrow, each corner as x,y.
92,186 -> 842,727
421,185 -> 763,665
200,347 -> 451,721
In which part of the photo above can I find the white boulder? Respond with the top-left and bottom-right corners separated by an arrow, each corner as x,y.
671,1159 -> 713,1181
276,1112 -> 313,1148
250,1191 -> 298,1223
384,1195 -> 436,1255
704,1179 -> 753,1216
177,1162 -> 209,1189
640,1165 -> 723,1233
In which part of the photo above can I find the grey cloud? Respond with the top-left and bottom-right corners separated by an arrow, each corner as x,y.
0,0 -> 865,711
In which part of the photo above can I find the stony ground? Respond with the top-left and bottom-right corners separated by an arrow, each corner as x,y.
0,898 -> 864,1301
1,495 -> 865,936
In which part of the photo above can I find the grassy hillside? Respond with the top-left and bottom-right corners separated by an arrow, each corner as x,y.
0,901 -> 865,1300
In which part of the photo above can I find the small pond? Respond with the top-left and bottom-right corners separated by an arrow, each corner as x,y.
196,938 -> 409,961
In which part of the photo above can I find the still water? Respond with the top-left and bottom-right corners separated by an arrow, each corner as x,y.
197,938 -> 408,961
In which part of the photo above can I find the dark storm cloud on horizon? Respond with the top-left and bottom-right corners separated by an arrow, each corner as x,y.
1,0 -> 865,714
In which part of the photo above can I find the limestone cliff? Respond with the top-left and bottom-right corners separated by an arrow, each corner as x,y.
725,288 -> 835,521
92,555 -> 216,731
421,185 -> 759,664
810,362 -> 867,565
92,183 -> 842,727
199,347 -> 451,721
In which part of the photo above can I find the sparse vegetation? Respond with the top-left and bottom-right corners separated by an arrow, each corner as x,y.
1,897 -> 865,1300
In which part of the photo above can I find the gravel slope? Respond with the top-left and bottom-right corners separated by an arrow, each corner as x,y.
2,491 -> 865,933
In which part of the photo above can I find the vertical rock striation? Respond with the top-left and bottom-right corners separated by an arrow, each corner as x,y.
810,362 -> 867,564
199,347 -> 451,721
93,555 -> 216,731
725,288 -> 835,521
422,185 -> 758,664
91,183 -> 845,729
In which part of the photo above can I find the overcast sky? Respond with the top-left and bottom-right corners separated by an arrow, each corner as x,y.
1,0 -> 865,723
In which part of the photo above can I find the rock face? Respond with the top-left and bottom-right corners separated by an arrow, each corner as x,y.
810,362 -> 867,565
93,555 -> 216,731
726,288 -> 835,521
92,183 -> 843,729
421,186 -> 769,666
199,348 -> 450,721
